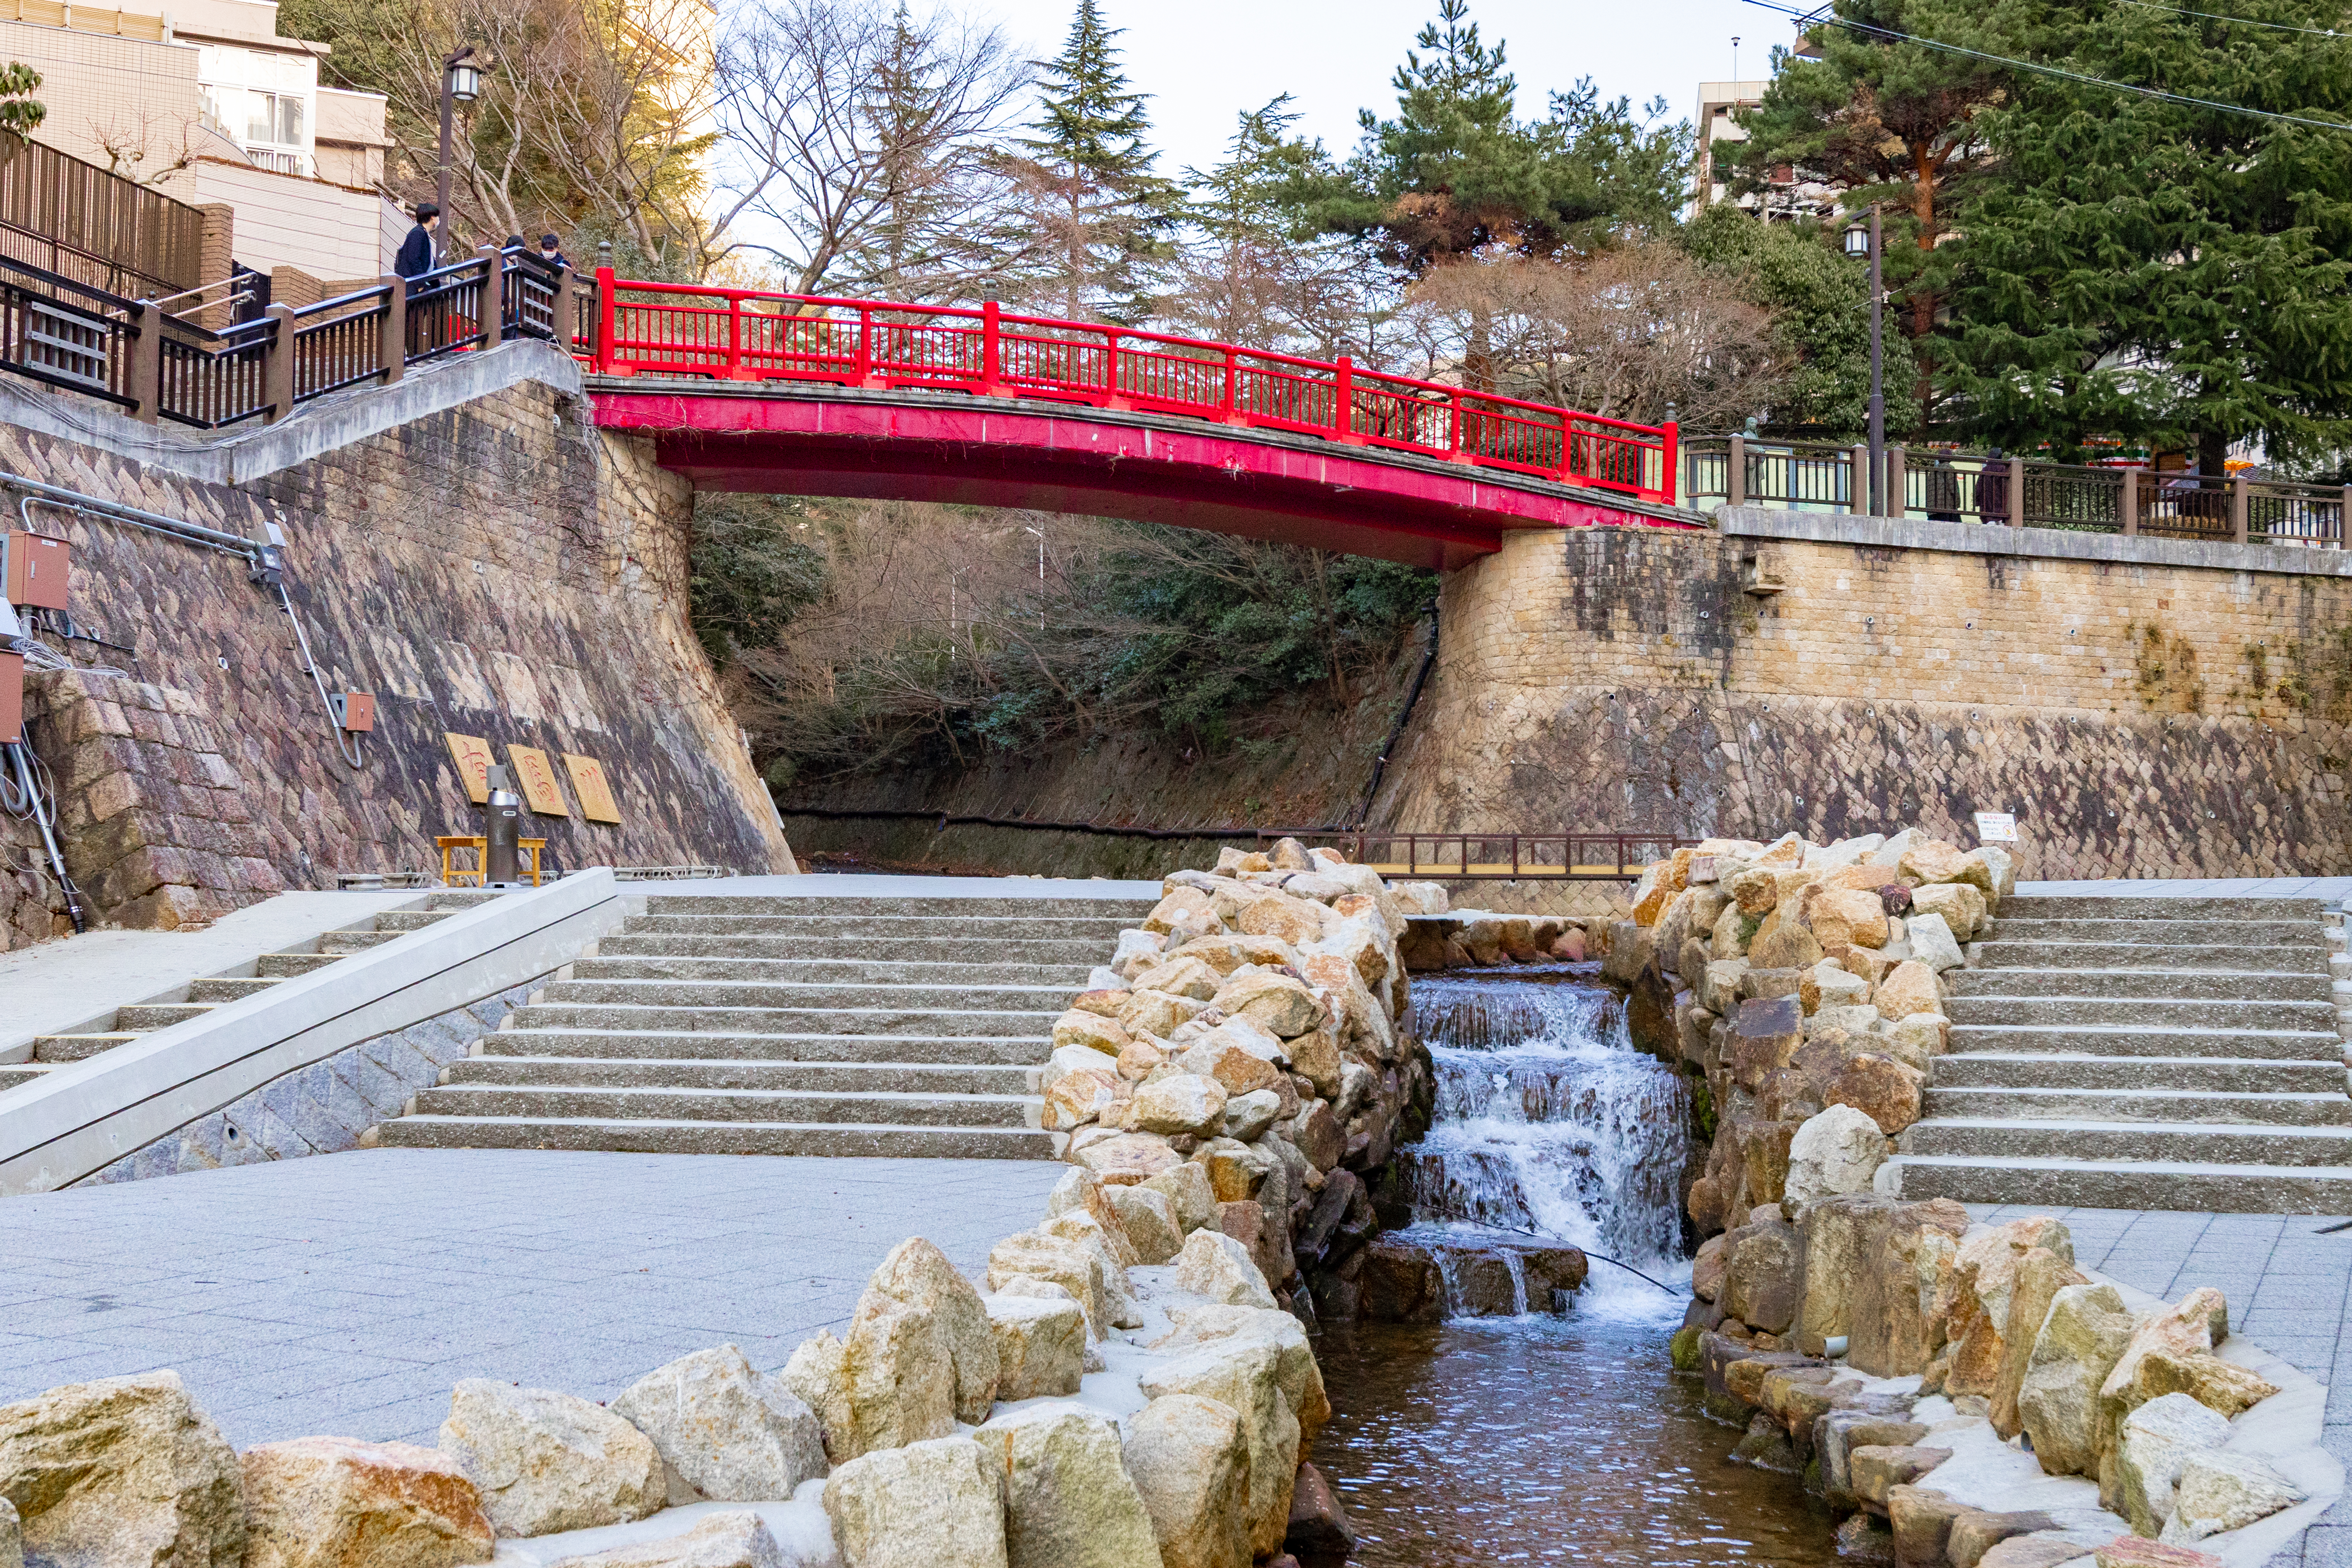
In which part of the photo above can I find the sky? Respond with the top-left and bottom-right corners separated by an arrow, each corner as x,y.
974,0 -> 1775,178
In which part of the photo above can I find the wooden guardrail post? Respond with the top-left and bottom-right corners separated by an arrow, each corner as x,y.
261,302 -> 295,423
125,299 -> 161,424
1850,444 -> 1869,514
2231,473 -> 2249,544
2341,485 -> 2350,549
551,265 -> 573,354
2009,457 -> 2025,527
2120,468 -> 2138,536
1886,444 -> 1906,518
377,274 -> 405,387
1727,434 -> 1746,507
476,247 -> 503,348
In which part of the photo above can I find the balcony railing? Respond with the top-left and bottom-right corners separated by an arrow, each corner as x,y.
1682,434 -> 2348,548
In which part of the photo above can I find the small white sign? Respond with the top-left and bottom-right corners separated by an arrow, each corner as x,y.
1974,811 -> 2018,844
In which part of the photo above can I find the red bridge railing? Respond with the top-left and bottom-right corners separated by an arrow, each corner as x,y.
587,271 -> 1680,506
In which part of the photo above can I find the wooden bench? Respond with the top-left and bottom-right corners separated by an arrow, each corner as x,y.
437,835 -> 546,887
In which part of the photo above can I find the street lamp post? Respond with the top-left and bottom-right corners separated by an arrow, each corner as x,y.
434,47 -> 481,253
1843,204 -> 1886,515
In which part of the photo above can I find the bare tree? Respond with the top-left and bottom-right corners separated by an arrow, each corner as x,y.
711,0 -> 1027,298
88,110 -> 202,187
1402,243 -> 1786,428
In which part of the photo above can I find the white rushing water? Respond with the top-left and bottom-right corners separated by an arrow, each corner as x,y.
1400,969 -> 1694,1319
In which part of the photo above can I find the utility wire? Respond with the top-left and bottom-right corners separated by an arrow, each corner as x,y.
1747,0 -> 2352,133
2112,0 -> 2343,37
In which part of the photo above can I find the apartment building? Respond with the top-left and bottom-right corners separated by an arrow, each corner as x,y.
0,0 -> 397,286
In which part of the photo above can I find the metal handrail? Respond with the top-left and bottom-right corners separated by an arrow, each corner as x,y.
587,272 -> 1681,505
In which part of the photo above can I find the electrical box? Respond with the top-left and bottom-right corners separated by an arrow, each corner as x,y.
3,532 -> 68,611
0,651 -> 22,743
329,691 -> 375,732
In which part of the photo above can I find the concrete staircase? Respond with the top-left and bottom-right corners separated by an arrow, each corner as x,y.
1888,895 -> 2352,1212
0,892 -> 494,1093
378,893 -> 1150,1159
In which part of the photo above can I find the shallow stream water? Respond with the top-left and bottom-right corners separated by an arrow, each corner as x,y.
1310,966 -> 1840,1565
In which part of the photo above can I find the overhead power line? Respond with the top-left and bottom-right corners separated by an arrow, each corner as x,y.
1747,0 -> 2352,133
2112,0 -> 2342,38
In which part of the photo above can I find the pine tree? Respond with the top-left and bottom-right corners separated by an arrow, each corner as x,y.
1728,0 -> 2008,430
1942,0 -> 2352,468
1001,0 -> 1178,322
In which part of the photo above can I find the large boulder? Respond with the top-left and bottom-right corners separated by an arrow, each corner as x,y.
1942,1218 -> 2076,1401
1810,887 -> 1891,950
1105,1184 -> 1184,1264
2116,1393 -> 2230,1538
1731,997 -> 1805,1093
1909,882 -> 1986,942
1897,840 -> 1972,887
821,1435 -> 1007,1568
972,1404 -> 1160,1568
1051,1011 -> 1131,1057
2097,1289 -> 2275,1492
1720,1216 -> 1803,1336
1151,1305 -> 1332,1449
607,1346 -> 826,1506
1905,913 -> 1966,974
240,1436 -> 493,1568
1141,1162 -> 1219,1233
779,1300 -> 956,1468
1991,1247 -> 2089,1440
986,1231 -> 1111,1336
2160,1450 -> 2306,1545
2018,1282 -> 2137,1477
1174,1228 -> 1279,1309
1783,1105 -> 1888,1212
983,1293 -> 1087,1401
1038,1211 -> 1142,1328
1210,971 -> 1325,1039
1845,1199 -> 1971,1377
1122,1395 -> 1251,1568
1046,1170 -> 1142,1266
1873,961 -> 1944,1022
1139,1341 -> 1299,1559
1070,1132 -> 1184,1186
1826,1053 -> 1924,1135
546,1511 -> 807,1567
1132,1074 -> 1229,1138
436,1381 -> 664,1537
0,1371 -> 245,1568
857,1237 -> 1005,1424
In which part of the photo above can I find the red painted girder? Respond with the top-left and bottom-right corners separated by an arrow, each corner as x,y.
592,387 -> 1702,571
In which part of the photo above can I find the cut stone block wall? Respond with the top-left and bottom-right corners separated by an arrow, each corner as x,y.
1377,520 -> 2352,881
0,368 -> 791,950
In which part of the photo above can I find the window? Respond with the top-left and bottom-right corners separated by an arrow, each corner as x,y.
246,92 -> 303,147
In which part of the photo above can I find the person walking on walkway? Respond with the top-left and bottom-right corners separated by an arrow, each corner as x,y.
395,203 -> 441,279
537,233 -> 570,271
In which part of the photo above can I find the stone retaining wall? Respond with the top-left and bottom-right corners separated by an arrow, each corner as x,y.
1376,519 -> 2352,880
0,369 -> 791,950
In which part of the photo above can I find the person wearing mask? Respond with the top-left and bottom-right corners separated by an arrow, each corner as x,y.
537,233 -> 571,271
395,203 -> 440,279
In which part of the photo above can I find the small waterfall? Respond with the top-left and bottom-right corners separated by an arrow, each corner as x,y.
1399,968 -> 1692,1314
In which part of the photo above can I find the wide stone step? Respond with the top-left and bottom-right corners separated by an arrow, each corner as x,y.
187,976 -> 286,1003
1900,1116 -> 2352,1166
448,1056 -> 1038,1095
319,930 -> 399,954
1946,967 -> 2332,1002
490,1027 -> 1050,1064
506,1004 -> 1057,1038
641,895 -> 1155,919
598,934 -> 1113,964
1945,996 -> 2335,1029
1986,917 -> 2325,946
1884,1153 -> 2352,1214
569,956 -> 1097,987
1972,941 -> 2329,975
1931,1052 -> 2348,1094
256,951 -> 347,978
412,1083 -> 1040,1128
1997,896 -> 2331,922
0,1063 -> 49,1090
376,1114 -> 1057,1159
1919,1086 -> 2352,1126
1947,1023 -> 2342,1061
540,979 -> 1080,1011
112,1003 -> 216,1030
621,914 -> 1137,939
31,1032 -> 140,1062
375,910 -> 466,933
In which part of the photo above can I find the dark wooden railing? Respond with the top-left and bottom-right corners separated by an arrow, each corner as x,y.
1684,433 -> 2350,549
0,243 -> 579,429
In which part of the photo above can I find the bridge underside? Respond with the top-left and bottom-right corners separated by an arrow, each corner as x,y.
589,382 -> 1702,570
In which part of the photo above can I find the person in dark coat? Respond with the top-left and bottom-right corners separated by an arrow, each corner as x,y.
537,233 -> 570,271
394,203 -> 440,279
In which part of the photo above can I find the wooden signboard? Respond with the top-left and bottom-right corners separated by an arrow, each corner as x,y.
507,745 -> 571,817
445,732 -> 495,804
563,754 -> 622,823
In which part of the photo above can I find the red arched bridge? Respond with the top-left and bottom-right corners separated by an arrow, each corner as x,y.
580,274 -> 1696,569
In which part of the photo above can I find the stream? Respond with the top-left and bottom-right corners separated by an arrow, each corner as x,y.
1311,964 -> 1841,1565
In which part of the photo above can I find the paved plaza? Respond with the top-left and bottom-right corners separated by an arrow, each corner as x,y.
0,1148 -> 1064,1447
